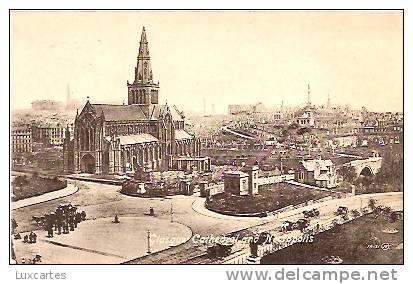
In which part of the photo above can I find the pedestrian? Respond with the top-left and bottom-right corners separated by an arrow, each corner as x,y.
63,221 -> 69,234
47,225 -> 54,238
69,219 -> 75,231
61,220 -> 66,234
28,232 -> 34,243
32,255 -> 40,264
81,211 -> 86,221
75,212 -> 81,227
112,215 -> 120,223
56,218 -> 62,235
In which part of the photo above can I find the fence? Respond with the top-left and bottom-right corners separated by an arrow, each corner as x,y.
200,181 -> 225,197
257,174 -> 294,186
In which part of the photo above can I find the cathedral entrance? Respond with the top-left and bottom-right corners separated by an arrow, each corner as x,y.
80,154 -> 95,174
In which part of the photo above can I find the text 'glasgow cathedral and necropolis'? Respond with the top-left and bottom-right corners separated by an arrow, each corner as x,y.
63,27 -> 207,175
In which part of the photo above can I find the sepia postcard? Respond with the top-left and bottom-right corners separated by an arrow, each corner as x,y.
10,10 -> 403,267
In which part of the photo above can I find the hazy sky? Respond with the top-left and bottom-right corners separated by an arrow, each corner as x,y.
11,11 -> 403,114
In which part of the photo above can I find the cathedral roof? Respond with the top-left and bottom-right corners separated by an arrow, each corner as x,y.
88,103 -> 184,122
92,104 -> 147,121
117,133 -> 158,145
175,130 -> 193,140
149,104 -> 184,121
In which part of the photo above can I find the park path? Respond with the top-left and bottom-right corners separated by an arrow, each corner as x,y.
12,183 -> 79,210
192,191 -> 403,222
135,192 -> 402,264
192,195 -> 337,222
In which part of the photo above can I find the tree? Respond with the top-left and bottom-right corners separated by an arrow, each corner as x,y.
338,166 -> 357,183
356,175 -> 374,192
368,198 -> 377,211
288,122 -> 299,130
11,219 -> 18,234
297,127 -> 310,136
12,175 -> 29,188
351,209 -> 361,218
374,150 -> 403,191
382,206 -> 393,216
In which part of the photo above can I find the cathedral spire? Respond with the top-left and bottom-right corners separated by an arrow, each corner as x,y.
134,26 -> 154,84
128,26 -> 159,111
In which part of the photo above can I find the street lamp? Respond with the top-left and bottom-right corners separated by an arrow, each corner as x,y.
147,230 -> 151,254
170,203 -> 174,223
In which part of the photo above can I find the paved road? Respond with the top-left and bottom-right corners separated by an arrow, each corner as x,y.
13,216 -> 192,264
211,192 -> 403,264
129,192 -> 403,264
12,181 -> 264,264
11,179 -> 403,264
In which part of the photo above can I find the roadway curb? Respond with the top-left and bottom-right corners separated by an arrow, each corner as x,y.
12,184 -> 79,210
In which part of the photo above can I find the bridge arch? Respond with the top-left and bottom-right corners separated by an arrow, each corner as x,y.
359,166 -> 374,177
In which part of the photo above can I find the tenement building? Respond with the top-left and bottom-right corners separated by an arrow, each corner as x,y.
11,125 -> 33,153
63,27 -> 204,174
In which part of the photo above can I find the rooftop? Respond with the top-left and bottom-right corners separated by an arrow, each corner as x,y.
301,159 -> 334,171
175,129 -> 193,140
116,133 -> 158,145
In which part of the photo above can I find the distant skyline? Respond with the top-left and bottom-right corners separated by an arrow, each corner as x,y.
11,11 -> 403,114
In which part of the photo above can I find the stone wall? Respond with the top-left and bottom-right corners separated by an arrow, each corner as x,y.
200,181 -> 225,197
257,174 -> 295,186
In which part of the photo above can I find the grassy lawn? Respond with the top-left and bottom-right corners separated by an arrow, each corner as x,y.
12,165 -> 62,176
206,183 -> 331,215
261,213 -> 403,264
11,175 -> 67,201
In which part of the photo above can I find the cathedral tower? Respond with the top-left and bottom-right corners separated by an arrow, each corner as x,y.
127,27 -> 160,116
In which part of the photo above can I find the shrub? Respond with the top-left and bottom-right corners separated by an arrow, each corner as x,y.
351,209 -> 361,218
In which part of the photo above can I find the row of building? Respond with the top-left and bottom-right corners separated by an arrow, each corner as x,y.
226,84 -> 403,139
11,123 -> 74,153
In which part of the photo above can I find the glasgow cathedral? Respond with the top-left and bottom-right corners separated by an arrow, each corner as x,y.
63,27 -> 206,174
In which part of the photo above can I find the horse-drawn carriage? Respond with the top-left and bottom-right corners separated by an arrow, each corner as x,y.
294,218 -> 310,232
280,219 -> 310,232
280,221 -> 295,232
335,206 -> 349,216
32,216 -> 46,228
303,208 -> 320,219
